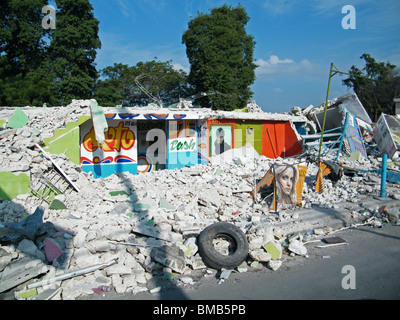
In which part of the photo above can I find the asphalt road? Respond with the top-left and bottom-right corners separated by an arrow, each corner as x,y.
87,224 -> 400,301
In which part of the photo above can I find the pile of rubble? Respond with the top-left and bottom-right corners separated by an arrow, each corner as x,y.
1,100 -> 400,300
0,141 -> 399,299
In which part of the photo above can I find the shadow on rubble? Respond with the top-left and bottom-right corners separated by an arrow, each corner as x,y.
0,198 -> 76,300
117,173 -> 189,300
0,173 -> 190,300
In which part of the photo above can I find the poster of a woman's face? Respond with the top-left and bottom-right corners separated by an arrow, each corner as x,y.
274,164 -> 298,205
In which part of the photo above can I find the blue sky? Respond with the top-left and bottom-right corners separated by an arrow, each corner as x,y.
88,0 -> 400,113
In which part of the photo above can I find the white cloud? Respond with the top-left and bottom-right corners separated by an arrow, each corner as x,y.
255,55 -> 314,76
172,63 -> 190,74
262,0 -> 294,15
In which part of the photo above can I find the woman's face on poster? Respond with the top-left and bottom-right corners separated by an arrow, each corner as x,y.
278,167 -> 295,195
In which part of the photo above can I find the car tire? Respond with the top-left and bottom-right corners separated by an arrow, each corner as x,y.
197,222 -> 249,270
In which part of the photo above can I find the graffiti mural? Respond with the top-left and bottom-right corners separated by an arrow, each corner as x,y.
80,120 -> 137,178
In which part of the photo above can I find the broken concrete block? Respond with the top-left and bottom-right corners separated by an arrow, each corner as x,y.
159,198 -> 177,211
150,245 -> 186,274
111,202 -> 132,215
134,197 -> 157,212
267,260 -> 282,271
73,247 -> 98,268
288,239 -> 307,256
1,206 -> 44,242
52,249 -> 73,269
237,262 -> 248,273
43,238 -> 63,262
88,240 -> 111,253
349,151 -> 362,162
178,237 -> 198,258
198,188 -> 221,208
248,237 -> 264,251
17,239 -> 45,261
0,256 -> 48,293
249,249 -> 272,262
132,224 -> 182,243
105,263 -> 132,276
0,248 -> 12,272
263,241 -> 282,260
189,255 -> 207,270
273,228 -> 285,240
72,228 -> 87,248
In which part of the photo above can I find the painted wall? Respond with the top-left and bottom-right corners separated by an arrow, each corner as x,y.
207,119 -> 302,159
0,172 -> 30,200
80,119 -> 138,178
137,120 -> 166,173
43,115 -> 90,165
197,120 -> 208,164
167,120 -> 198,170
78,116 -> 302,178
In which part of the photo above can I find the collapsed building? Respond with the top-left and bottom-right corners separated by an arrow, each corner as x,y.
0,95 -> 399,299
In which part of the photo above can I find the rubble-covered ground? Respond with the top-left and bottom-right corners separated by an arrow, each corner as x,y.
1,103 -> 400,300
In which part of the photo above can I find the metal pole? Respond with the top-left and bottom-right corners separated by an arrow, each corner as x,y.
318,63 -> 334,161
381,154 -> 388,198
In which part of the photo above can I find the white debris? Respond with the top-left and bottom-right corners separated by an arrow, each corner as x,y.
1,100 -> 400,299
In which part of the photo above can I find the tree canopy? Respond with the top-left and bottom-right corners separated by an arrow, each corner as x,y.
0,0 -> 100,106
343,54 -> 400,122
182,4 -> 257,111
94,60 -> 191,107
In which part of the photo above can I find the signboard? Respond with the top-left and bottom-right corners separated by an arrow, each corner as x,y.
252,162 -> 308,212
269,163 -> 308,212
344,111 -> 368,158
373,114 -> 397,158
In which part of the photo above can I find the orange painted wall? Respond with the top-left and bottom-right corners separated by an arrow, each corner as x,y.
207,119 -> 302,159
262,121 -> 302,158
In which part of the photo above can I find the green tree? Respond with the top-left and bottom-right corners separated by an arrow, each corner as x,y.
343,54 -> 400,121
182,4 -> 257,110
94,60 -> 191,107
0,0 -> 52,106
48,0 -> 101,105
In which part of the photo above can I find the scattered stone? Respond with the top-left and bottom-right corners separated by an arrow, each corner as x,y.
1,100 -> 399,299
267,260 -> 282,271
288,239 -> 308,256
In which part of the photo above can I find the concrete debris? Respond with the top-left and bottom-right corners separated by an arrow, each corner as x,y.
288,239 -> 308,256
1,97 -> 400,299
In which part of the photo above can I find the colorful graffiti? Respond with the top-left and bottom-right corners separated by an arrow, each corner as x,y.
80,120 -> 137,178
104,113 -> 189,121
83,122 -> 136,153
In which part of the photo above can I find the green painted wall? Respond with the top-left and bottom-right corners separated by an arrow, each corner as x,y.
235,122 -> 263,155
0,172 -> 31,200
6,108 -> 29,129
43,116 -> 90,165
